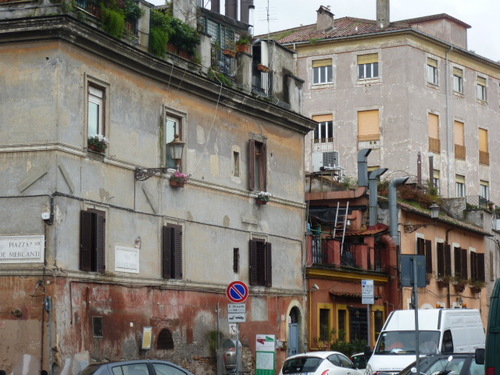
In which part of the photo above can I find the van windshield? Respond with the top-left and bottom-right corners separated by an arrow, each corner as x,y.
375,331 -> 440,355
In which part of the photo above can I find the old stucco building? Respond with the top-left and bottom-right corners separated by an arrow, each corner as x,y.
0,0 -> 315,373
268,0 -> 500,347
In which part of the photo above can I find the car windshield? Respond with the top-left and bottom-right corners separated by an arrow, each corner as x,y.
282,356 -> 322,374
400,356 -> 471,375
375,331 -> 440,355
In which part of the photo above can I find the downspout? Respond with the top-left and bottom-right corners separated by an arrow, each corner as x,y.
389,177 -> 408,244
445,46 -> 454,197
358,148 -> 372,188
368,168 -> 388,226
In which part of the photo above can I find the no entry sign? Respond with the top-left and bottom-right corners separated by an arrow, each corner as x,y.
226,281 -> 249,303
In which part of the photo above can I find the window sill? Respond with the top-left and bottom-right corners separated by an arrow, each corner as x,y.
311,83 -> 334,89
356,77 -> 381,85
426,82 -> 439,89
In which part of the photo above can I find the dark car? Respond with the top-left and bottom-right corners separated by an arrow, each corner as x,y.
398,353 -> 484,375
78,359 -> 195,375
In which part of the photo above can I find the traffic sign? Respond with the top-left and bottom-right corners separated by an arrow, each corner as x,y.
362,279 -> 374,305
226,281 -> 249,303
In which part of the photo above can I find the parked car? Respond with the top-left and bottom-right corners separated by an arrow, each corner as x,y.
78,359 -> 195,375
280,351 -> 364,375
351,352 -> 367,369
398,353 -> 484,375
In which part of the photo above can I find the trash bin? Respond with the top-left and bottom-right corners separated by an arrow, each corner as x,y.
222,339 -> 242,373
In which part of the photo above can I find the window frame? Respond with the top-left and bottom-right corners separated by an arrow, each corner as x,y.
249,238 -> 272,287
80,209 -> 106,273
164,108 -> 186,170
248,138 -> 267,191
313,114 -> 334,144
426,57 -> 439,85
357,53 -> 379,80
312,59 -> 333,85
357,109 -> 380,142
162,224 -> 183,280
455,175 -> 465,197
480,181 -> 490,201
428,113 -> 440,153
452,67 -> 464,94
476,76 -> 487,102
453,120 -> 465,160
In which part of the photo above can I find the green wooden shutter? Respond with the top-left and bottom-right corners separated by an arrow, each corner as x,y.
249,239 -> 257,285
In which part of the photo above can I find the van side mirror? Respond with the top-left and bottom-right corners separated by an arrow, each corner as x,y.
364,345 -> 372,359
475,348 -> 485,365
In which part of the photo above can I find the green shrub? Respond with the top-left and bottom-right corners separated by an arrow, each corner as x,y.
100,3 -> 125,38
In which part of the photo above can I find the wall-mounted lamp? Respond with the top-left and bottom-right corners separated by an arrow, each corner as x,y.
402,203 -> 440,233
135,136 -> 185,181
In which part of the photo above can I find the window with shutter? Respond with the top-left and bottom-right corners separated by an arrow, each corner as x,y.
249,239 -> 272,287
425,239 -> 432,274
162,224 -> 183,280
437,242 -> 445,278
358,110 -> 380,142
357,53 -> 379,79
479,128 -> 489,165
248,139 -> 267,191
80,209 -> 106,273
454,121 -> 465,159
428,113 -> 440,153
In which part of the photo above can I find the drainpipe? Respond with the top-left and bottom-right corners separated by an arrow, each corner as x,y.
389,177 -> 409,244
357,149 -> 372,188
368,168 -> 388,226
445,46 -> 454,197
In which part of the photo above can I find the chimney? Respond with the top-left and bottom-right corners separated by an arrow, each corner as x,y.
240,0 -> 254,24
377,0 -> 390,29
316,5 -> 334,32
225,0 -> 237,20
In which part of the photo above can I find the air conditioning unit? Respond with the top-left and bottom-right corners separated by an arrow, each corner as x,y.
312,151 -> 339,172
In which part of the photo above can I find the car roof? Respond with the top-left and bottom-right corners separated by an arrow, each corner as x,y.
285,351 -> 346,360
88,360 -> 194,373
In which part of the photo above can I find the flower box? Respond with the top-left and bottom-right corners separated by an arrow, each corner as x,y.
169,171 -> 189,188
88,134 -> 109,153
169,179 -> 185,188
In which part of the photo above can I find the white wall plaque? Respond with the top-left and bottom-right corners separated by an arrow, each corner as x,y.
0,235 -> 44,263
115,246 -> 139,273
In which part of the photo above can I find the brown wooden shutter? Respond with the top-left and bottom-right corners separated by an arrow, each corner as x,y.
425,240 -> 432,274
96,213 -> 106,273
265,242 -> 272,287
444,244 -> 451,276
437,242 -> 444,278
261,142 -> 267,191
470,252 -> 477,280
249,239 -> 257,285
454,246 -> 461,278
461,248 -> 468,280
162,226 -> 172,279
248,140 -> 256,190
417,238 -> 424,256
477,253 -> 485,282
80,211 -> 93,272
173,224 -> 183,279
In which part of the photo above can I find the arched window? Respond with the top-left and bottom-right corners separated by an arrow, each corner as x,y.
157,328 -> 174,350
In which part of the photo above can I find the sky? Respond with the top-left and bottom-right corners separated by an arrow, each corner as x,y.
250,0 -> 500,62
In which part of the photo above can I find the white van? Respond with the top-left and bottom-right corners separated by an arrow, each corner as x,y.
365,309 -> 485,375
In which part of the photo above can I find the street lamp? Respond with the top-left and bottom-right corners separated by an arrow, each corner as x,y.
134,136 -> 185,181
402,203 -> 440,233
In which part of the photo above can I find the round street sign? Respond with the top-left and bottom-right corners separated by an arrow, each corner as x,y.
226,281 -> 249,303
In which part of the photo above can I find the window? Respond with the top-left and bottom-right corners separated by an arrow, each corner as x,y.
153,363 -> 188,375
319,308 -> 331,341
480,181 -> 490,201
437,242 -> 451,278
454,121 -> 465,159
233,248 -> 239,273
428,113 -> 440,153
313,114 -> 334,143
432,170 -> 440,195
162,224 -> 182,279
455,175 -> 465,197
476,76 -> 487,101
417,238 -> 432,274
470,251 -> 485,282
166,115 -> 183,169
453,67 -> 463,93
88,84 -> 105,138
338,308 -> 347,340
157,328 -> 174,350
232,151 -> 240,177
312,59 -> 333,84
358,54 -> 379,79
249,238 -> 272,287
479,128 -> 489,165
454,246 -> 468,280
248,139 -> 267,191
427,57 -> 438,85
92,316 -> 103,338
358,110 -> 380,142
80,209 -> 105,273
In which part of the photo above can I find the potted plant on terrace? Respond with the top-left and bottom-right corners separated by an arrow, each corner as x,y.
169,171 -> 189,188
256,191 -> 271,205
87,134 -> 109,153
